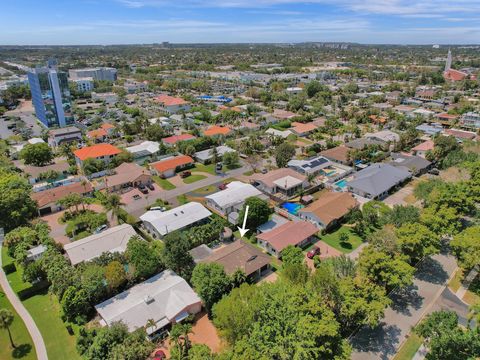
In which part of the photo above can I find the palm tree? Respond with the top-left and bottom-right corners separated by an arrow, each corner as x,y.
101,193 -> 125,223
170,323 -> 192,359
145,318 -> 156,333
0,309 -> 16,349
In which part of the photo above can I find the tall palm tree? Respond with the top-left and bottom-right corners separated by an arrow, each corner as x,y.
102,193 -> 125,223
0,309 -> 16,349
145,318 -> 157,333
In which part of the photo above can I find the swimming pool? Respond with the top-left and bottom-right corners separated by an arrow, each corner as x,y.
335,179 -> 348,189
281,202 -> 304,215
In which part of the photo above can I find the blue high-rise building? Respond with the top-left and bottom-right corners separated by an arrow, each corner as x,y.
28,59 -> 73,128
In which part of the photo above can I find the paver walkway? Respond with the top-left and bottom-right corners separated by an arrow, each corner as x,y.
0,242 -> 48,360
456,266 -> 479,299
350,251 -> 457,360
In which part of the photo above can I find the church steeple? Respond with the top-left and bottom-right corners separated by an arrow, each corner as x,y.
445,48 -> 452,72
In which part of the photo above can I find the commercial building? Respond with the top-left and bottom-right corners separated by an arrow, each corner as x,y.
28,61 -> 73,128
72,78 -> 94,92
69,67 -> 117,81
48,126 -> 82,147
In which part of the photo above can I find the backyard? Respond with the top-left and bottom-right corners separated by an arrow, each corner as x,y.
2,249 -> 81,360
319,226 -> 364,253
152,175 -> 176,190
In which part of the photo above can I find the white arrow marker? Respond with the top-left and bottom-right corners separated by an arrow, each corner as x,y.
237,205 -> 249,238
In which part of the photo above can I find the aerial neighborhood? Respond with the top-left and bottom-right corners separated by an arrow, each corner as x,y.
0,41 -> 480,360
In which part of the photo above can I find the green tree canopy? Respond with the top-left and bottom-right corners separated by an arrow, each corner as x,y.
274,142 -> 296,168
451,226 -> 480,269
20,142 -> 53,166
238,197 -> 271,232
191,263 -> 232,313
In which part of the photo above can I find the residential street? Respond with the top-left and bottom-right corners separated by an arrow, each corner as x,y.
350,251 -> 458,360
125,165 -> 251,217
0,241 -> 48,360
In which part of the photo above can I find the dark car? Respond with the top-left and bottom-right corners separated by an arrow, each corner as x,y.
307,246 -> 320,259
180,171 -> 191,178
137,184 -> 148,194
147,183 -> 155,191
428,168 -> 440,176
218,183 -> 227,190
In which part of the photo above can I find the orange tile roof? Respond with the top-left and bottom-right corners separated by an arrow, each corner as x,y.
444,69 -> 471,82
369,115 -> 387,124
151,155 -> 194,173
204,125 -> 231,137
412,140 -> 434,152
32,182 -> 93,208
87,128 -> 107,139
101,123 -> 115,130
74,143 -> 122,161
257,221 -> 318,252
290,121 -> 318,134
162,134 -> 196,145
155,94 -> 188,106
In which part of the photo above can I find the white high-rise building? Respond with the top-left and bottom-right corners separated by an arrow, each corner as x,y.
445,49 -> 452,72
69,67 -> 117,82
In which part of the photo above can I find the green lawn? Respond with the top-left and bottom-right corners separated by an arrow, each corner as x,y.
192,163 -> 225,175
463,274 -> 480,305
177,194 -> 189,205
183,174 -> 207,184
2,249 -> 81,360
0,291 -> 36,360
243,170 -> 254,176
320,226 -> 364,254
448,269 -> 464,293
190,184 -> 218,195
152,176 -> 176,190
393,333 -> 423,360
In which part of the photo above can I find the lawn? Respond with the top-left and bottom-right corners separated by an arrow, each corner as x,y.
2,249 -> 81,360
448,268 -> 464,293
243,170 -> 254,176
190,184 -> 218,195
183,174 -> 207,184
0,291 -> 36,360
177,194 -> 190,205
463,274 -> 480,305
320,226 -> 364,254
192,163 -> 226,175
393,333 -> 423,360
152,176 -> 176,190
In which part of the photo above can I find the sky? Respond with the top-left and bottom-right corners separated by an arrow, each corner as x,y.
1,0 -> 480,45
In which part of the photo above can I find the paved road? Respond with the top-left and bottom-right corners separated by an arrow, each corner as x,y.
126,165 -> 250,217
0,244 -> 48,360
350,251 -> 458,360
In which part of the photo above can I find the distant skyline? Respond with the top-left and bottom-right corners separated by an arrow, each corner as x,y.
1,0 -> 480,45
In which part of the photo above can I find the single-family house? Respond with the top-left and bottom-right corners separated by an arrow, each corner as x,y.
461,112 -> 480,129
415,123 -> 443,136
103,162 -> 152,192
265,128 -> 293,139
194,145 -> 236,164
150,155 -> 194,178
140,202 -> 212,239
161,134 -> 196,146
390,153 -> 432,175
412,108 -> 435,118
205,181 -> 265,222
95,270 -> 202,335
290,121 -> 317,136
297,191 -> 358,229
32,181 -> 93,215
412,140 -> 434,158
365,130 -> 400,144
201,240 -> 271,281
203,125 -> 231,137
272,109 -> 297,120
256,221 -> 318,258
64,224 -> 136,265
346,163 -> 411,199
155,94 -> 191,114
74,143 -> 122,167
444,128 -> 477,142
345,137 -> 385,150
26,244 -> 47,262
320,145 -> 351,165
287,156 -> 332,176
21,161 -> 70,185
251,168 -> 308,198
435,112 -> 458,125
126,141 -> 161,162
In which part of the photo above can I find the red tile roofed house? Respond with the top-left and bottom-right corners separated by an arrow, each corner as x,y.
369,115 -> 387,124
435,113 -> 459,126
154,94 -> 191,114
273,109 -> 297,120
32,181 -> 93,215
320,145 -> 351,165
150,155 -> 194,178
444,69 -> 477,82
257,220 -> 318,258
87,128 -> 107,141
74,144 -> 122,167
297,191 -> 358,230
204,125 -> 231,137
412,140 -> 434,158
444,128 -> 477,141
290,121 -> 318,136
161,134 -> 196,146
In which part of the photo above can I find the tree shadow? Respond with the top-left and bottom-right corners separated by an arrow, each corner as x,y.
415,257 -> 449,285
340,241 -> 352,250
390,285 -> 424,316
350,323 -> 402,360
12,343 -> 32,359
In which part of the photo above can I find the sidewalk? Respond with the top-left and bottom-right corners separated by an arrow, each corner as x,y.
0,244 -> 48,360
456,266 -> 478,299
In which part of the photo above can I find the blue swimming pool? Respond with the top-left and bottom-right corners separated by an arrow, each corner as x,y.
281,202 -> 304,215
335,179 -> 348,189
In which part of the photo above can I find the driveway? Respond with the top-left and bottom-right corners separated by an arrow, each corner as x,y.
350,251 -> 458,360
305,240 -> 342,270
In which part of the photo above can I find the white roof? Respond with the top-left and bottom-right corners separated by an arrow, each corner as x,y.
273,175 -> 303,190
206,181 -> 262,209
140,202 -> 212,236
194,145 -> 236,162
126,141 -> 160,156
28,138 -> 46,145
95,270 -> 201,334
365,130 -> 400,143
64,224 -> 136,265
266,128 -> 293,138
412,108 -> 435,116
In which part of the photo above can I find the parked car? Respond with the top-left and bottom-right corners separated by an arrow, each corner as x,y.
180,171 -> 191,178
147,183 -> 155,191
428,168 -> 440,175
218,183 -> 227,190
150,206 -> 166,212
138,183 -> 148,194
94,224 -> 108,234
307,246 -> 320,259
215,162 -> 223,173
